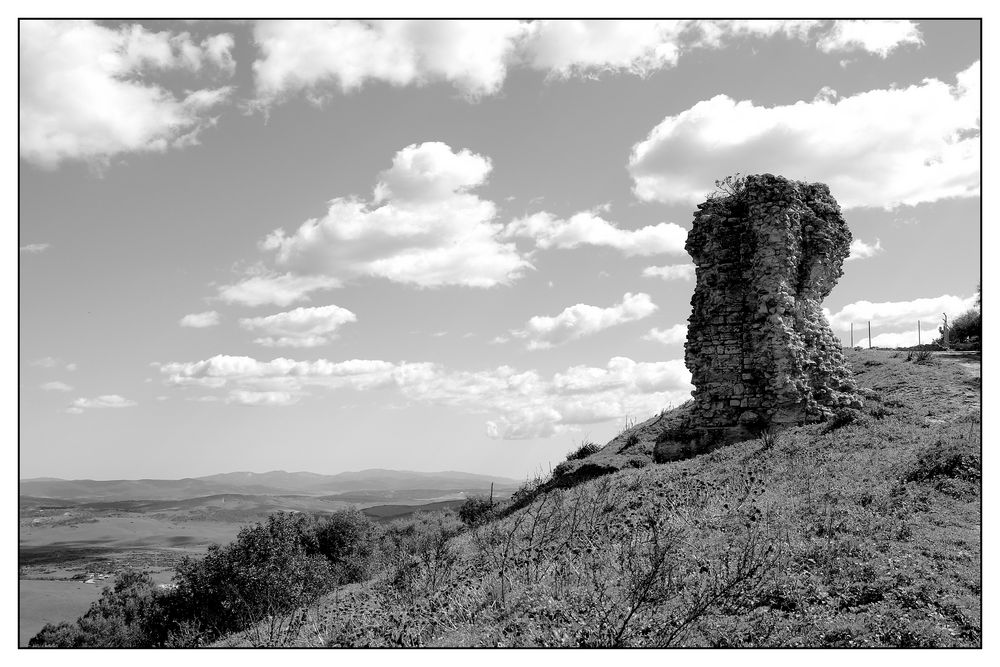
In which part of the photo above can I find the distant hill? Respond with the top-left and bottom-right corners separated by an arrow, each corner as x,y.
19,469 -> 519,502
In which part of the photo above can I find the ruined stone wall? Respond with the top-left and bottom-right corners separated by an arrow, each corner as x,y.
684,174 -> 861,434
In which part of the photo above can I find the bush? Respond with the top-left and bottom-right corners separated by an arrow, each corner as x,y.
30,571 -> 169,647
904,439 -> 981,490
566,441 -> 600,461
169,513 -> 335,644
458,495 -> 496,527
313,509 -> 380,584
824,408 -> 864,433
936,307 -> 981,346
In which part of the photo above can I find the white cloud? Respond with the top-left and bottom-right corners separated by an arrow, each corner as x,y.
20,20 -> 235,168
201,33 -> 237,76
40,381 -> 73,392
252,20 -> 525,103
692,20 -> 923,58
226,390 -> 298,407
29,357 -> 75,370
825,293 -> 978,332
817,20 -> 923,58
19,243 -> 50,254
250,20 -> 918,108
512,292 -> 658,350
504,211 -> 687,256
69,394 -> 137,412
218,271 -> 341,307
239,304 -> 357,347
642,263 -> 695,281
693,20 -> 819,47
179,310 -> 221,328
854,331 -> 927,349
158,353 -> 692,437
628,61 -> 980,210
644,324 -> 688,345
519,20 -> 686,77
256,142 -> 529,289
847,238 -> 884,261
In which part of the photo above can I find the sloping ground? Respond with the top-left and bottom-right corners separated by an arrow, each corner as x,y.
223,349 -> 981,647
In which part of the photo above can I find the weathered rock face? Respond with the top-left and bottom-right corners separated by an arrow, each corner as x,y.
683,174 -> 861,438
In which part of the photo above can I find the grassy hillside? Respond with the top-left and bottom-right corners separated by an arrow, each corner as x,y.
225,349 -> 980,647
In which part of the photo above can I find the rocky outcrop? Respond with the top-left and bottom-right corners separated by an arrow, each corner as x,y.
656,174 -> 861,462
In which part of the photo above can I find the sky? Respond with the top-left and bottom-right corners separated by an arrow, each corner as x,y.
17,18 -> 981,481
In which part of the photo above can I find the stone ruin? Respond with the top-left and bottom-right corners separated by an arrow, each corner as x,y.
655,174 -> 862,462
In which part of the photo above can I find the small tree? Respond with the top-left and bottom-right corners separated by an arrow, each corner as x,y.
170,513 -> 335,644
30,571 -> 168,647
458,495 -> 496,526
936,285 -> 981,346
313,509 -> 380,584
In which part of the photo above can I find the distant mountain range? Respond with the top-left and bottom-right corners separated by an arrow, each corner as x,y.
19,469 -> 520,501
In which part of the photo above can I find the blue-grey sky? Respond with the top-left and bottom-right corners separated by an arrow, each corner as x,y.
18,19 -> 981,480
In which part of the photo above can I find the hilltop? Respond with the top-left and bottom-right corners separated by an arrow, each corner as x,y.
219,348 -> 980,647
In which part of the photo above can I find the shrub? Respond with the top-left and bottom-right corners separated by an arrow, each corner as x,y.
618,432 -> 641,453
30,571 -> 169,647
170,513 -> 335,644
313,509 -> 380,584
824,408 -> 863,433
566,441 -> 600,461
458,495 -> 496,527
904,439 -> 981,489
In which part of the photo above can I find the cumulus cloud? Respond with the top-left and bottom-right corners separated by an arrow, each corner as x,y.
250,20 -> 922,106
239,304 -> 357,347
847,238 -> 884,261
692,20 -> 923,57
226,390 -> 298,406
157,353 -> 692,438
252,20 -> 525,103
41,381 -> 73,392
179,310 -> 221,328
20,20 -> 235,168
817,20 -> 923,57
68,394 -> 137,413
854,331 -> 927,349
249,142 -> 528,290
19,243 -> 50,254
629,61 -> 980,210
504,211 -> 687,256
511,292 -> 658,350
519,20 -> 686,77
825,293 -> 978,332
218,271 -> 341,307
642,263 -> 695,281
29,357 -> 76,371
643,324 -> 688,345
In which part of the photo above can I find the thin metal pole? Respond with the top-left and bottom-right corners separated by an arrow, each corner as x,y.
868,321 -> 872,349
918,320 -> 921,346
850,323 -> 854,347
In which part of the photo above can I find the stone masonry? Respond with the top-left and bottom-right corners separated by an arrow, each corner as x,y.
683,174 -> 861,439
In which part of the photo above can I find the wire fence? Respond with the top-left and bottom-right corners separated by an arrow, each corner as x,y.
839,317 -> 953,350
